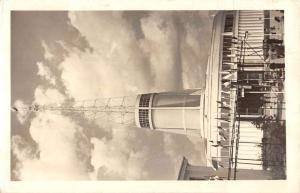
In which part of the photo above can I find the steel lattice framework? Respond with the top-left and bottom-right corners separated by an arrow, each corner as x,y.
12,96 -> 137,125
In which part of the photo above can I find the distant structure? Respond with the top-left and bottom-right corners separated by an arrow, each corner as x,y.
13,10 -> 285,180
177,157 -> 272,180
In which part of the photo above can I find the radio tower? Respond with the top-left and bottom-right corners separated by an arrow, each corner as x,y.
12,89 -> 205,136
12,96 -> 137,125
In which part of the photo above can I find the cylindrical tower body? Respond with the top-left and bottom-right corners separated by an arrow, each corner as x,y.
135,90 -> 205,137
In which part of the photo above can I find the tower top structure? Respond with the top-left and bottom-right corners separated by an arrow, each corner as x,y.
134,89 -> 205,137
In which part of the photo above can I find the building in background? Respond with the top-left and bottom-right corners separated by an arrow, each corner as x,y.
177,157 -> 272,180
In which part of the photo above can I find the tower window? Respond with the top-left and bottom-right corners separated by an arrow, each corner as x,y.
139,109 -> 150,128
139,94 -> 151,107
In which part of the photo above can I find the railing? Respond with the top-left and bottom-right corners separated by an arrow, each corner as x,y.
226,33 -> 285,179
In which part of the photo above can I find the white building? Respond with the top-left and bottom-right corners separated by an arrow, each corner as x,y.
134,10 -> 284,180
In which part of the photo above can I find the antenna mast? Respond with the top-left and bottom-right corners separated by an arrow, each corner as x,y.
12,96 -> 136,124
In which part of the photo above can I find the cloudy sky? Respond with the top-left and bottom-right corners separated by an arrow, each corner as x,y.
11,11 -> 214,180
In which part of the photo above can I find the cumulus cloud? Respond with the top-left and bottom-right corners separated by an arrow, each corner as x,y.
36,62 -> 56,85
12,86 -> 93,180
41,40 -> 54,60
178,12 -> 213,88
11,135 -> 38,179
163,134 -> 207,173
63,11 -> 211,180
34,86 -> 65,105
63,11 -> 212,98
13,100 -> 29,124
12,112 -> 92,180
61,12 -> 153,100
62,12 -> 190,180
139,12 -> 183,89
89,126 -> 152,180
12,86 -> 65,124
12,11 -> 213,180
12,135 -> 38,161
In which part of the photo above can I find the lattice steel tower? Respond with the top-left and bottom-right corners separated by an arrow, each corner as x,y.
12,89 -> 204,136
12,96 -> 137,125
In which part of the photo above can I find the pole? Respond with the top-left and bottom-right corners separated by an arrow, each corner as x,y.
244,91 -> 284,94
238,64 -> 265,67
239,141 -> 283,146
233,34 -> 247,180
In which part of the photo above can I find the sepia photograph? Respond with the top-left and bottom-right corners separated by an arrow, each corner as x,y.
11,10 -> 286,181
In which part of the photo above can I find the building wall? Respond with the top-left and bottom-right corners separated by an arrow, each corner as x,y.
152,94 -> 200,107
152,108 -> 201,129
